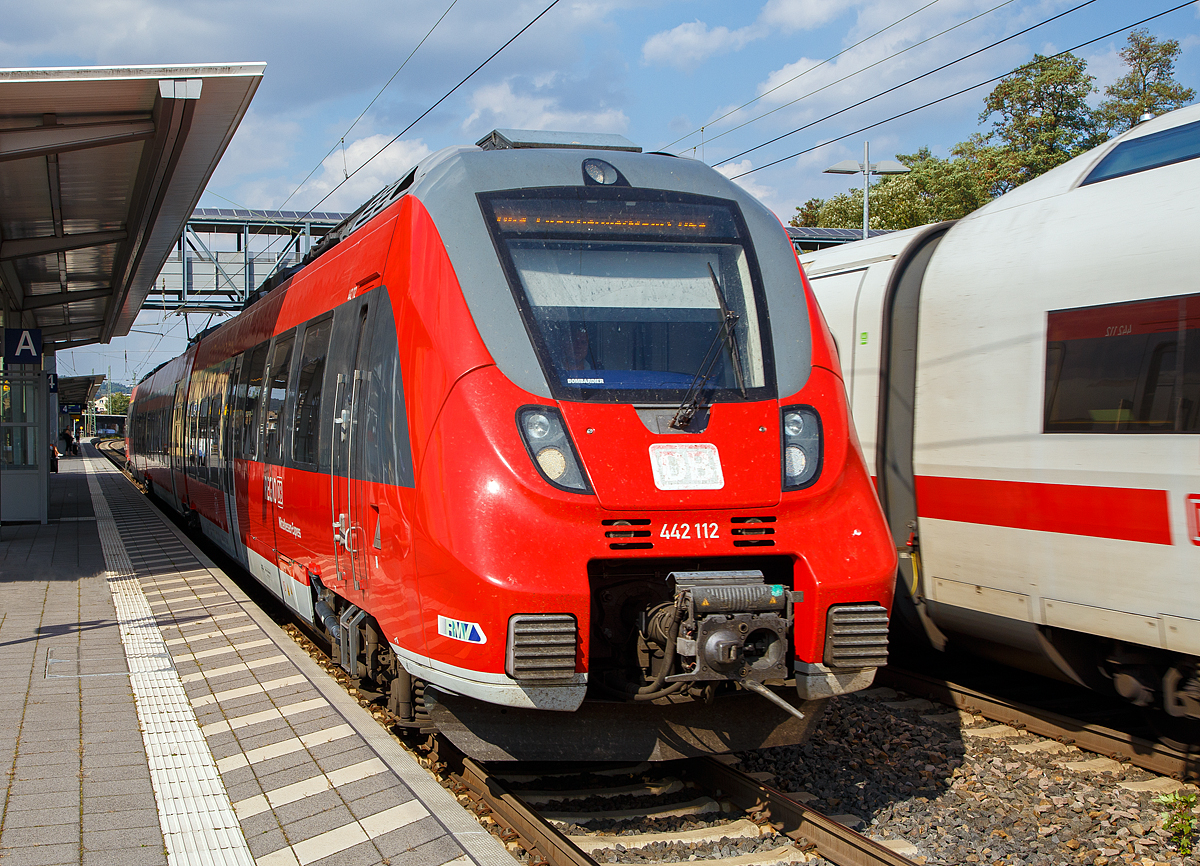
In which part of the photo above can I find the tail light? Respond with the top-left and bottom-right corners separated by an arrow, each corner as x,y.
781,405 -> 821,490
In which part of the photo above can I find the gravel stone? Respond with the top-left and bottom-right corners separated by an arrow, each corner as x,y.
735,688 -> 1198,866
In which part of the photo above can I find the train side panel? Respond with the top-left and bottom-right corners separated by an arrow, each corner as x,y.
913,142 -> 1200,659
803,105 -> 1200,718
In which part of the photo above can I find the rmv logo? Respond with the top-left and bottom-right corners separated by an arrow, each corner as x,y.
437,615 -> 487,644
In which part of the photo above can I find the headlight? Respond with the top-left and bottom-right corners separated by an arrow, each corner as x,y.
781,405 -> 821,490
516,406 -> 592,493
524,412 -> 552,440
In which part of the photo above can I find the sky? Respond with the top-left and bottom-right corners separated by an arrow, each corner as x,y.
10,0 -> 1198,382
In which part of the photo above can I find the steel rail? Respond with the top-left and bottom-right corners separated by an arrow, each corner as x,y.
878,667 -> 1200,781
434,731 -> 914,866
98,439 -> 914,864
432,736 -> 598,866
684,758 -> 915,866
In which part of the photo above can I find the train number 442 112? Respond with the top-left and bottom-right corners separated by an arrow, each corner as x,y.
660,523 -> 720,540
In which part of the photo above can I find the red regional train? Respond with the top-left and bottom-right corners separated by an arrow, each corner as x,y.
128,129 -> 897,760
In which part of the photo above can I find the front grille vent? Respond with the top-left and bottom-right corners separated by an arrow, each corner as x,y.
731,515 -> 776,547
602,518 -> 653,550
823,603 -> 889,669
507,614 -> 578,683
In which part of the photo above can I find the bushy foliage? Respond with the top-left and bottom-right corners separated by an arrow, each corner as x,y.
1096,29 -> 1194,134
105,392 -> 131,416
790,32 -> 1194,230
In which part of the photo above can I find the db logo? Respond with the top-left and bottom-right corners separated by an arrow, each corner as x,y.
264,472 -> 284,507
1188,495 -> 1200,546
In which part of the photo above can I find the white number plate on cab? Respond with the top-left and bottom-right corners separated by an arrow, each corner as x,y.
649,443 -> 725,490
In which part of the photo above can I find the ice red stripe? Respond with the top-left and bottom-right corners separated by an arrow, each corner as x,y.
915,475 -> 1172,545
1046,293 -> 1200,342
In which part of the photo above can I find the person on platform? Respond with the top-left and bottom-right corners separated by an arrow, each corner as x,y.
60,428 -> 73,458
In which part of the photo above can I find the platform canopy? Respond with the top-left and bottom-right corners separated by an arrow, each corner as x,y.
0,63 -> 265,351
55,373 -> 105,410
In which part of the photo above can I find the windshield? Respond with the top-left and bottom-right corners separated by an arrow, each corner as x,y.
482,189 -> 774,402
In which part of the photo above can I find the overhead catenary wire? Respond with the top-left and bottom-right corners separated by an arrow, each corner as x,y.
681,0 -> 1022,155
730,0 -> 1199,178
716,0 -> 1101,168
291,0 -> 564,223
664,0 -> 947,151
268,0 -> 461,218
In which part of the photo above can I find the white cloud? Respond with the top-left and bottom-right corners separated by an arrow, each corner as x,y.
463,79 -> 628,134
230,135 -> 433,214
715,160 -> 778,208
641,20 -> 759,72
1082,46 -> 1125,96
300,135 -> 433,212
206,110 -> 303,186
759,0 -> 847,33
641,0 -> 865,72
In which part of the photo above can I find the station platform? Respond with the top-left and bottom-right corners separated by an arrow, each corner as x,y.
0,447 -> 514,866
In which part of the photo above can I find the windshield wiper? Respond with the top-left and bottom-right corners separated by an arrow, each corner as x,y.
669,264 -> 746,430
708,263 -> 747,399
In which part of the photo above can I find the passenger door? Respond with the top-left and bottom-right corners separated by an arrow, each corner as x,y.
169,380 -> 188,511
330,299 -> 375,599
248,333 -> 295,597
233,342 -> 269,569
220,355 -> 244,554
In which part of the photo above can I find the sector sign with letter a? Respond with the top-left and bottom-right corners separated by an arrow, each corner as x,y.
4,328 -> 42,365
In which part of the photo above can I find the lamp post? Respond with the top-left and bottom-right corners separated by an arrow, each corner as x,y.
824,141 -> 911,240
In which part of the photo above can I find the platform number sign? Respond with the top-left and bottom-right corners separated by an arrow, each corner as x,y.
4,328 -> 42,365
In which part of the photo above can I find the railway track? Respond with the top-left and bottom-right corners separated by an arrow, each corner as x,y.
95,439 -> 1197,862
93,438 -> 917,866
430,742 -> 918,866
877,667 -> 1200,783
280,615 -> 919,866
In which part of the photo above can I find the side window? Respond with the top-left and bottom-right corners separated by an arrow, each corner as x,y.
197,382 -> 211,479
363,297 -> 414,487
208,361 -> 231,487
1081,118 -> 1200,186
230,353 -> 248,461
1044,293 -> 1200,433
186,378 -> 201,476
263,334 -> 295,464
293,316 -> 332,467
242,342 -> 270,460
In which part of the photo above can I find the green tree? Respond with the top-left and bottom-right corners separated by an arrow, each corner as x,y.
812,176 -> 933,231
789,39 -> 1192,227
979,52 -> 1101,185
106,391 -> 130,416
946,134 -> 1024,198
789,197 -> 824,227
805,148 -> 996,231
1097,29 -> 1195,134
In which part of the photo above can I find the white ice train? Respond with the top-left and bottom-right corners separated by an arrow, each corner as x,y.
801,104 -> 1200,728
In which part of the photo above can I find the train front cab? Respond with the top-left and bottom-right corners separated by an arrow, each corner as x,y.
128,137 -> 900,761
369,145 -> 898,759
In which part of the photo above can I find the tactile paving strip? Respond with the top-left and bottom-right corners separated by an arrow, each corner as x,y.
85,456 -> 256,866
81,453 -> 511,866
